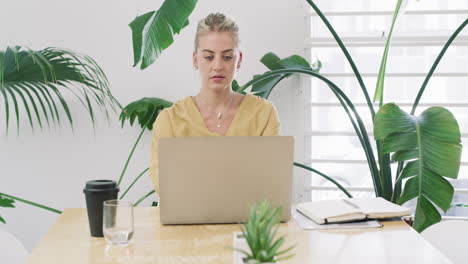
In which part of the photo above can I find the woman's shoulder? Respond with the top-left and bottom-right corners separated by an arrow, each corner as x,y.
153,96 -> 194,130
159,96 -> 194,117
243,93 -> 275,111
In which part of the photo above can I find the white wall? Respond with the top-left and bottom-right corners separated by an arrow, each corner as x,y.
0,0 -> 309,250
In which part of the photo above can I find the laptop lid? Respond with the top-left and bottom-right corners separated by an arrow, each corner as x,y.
158,136 -> 294,224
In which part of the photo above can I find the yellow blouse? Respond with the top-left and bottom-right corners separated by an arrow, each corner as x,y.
149,93 -> 281,193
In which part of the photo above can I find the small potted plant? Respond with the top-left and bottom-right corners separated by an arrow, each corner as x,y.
233,201 -> 295,264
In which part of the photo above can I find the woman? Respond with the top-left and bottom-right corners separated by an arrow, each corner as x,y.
150,13 -> 281,193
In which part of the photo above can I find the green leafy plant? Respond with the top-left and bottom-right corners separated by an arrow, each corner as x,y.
1,46 -> 120,222
0,195 -> 15,224
374,105 -> 462,231
234,201 -> 294,264
0,192 -> 62,224
0,46 -> 120,133
300,0 -> 465,232
130,0 -> 197,69
117,97 -> 172,204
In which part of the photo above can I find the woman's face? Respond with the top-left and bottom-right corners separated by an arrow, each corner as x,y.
193,31 -> 242,92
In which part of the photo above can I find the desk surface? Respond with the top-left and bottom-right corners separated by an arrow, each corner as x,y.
27,207 -> 452,264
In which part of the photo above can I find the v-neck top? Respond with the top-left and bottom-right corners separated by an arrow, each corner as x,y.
149,93 -> 281,194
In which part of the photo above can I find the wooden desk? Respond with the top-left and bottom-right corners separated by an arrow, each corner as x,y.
27,207 -> 452,264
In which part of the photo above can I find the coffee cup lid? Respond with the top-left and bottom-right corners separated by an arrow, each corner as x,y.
83,180 -> 119,193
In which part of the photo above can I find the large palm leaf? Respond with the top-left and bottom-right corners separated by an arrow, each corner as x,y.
0,46 -> 119,133
374,103 -> 462,232
129,0 -> 197,69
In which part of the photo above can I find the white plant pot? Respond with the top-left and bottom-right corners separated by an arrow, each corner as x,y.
232,232 -> 279,264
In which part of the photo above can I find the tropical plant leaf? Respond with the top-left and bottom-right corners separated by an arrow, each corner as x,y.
129,11 -> 156,67
130,0 -> 197,69
0,46 -> 119,134
374,104 -> 462,232
0,195 -> 15,208
247,52 -> 321,99
373,0 -> 409,106
0,195 -> 15,224
119,97 -> 173,130
250,74 -> 283,99
231,80 -> 246,95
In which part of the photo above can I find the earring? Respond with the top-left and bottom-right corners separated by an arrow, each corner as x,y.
194,66 -> 198,70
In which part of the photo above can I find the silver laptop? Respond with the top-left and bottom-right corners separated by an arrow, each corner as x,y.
158,136 -> 294,224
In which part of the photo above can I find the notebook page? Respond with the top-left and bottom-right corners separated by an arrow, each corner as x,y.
296,199 -> 364,224
293,208 -> 383,230
345,197 -> 411,218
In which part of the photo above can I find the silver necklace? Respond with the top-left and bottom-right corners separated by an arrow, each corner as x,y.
195,92 -> 234,128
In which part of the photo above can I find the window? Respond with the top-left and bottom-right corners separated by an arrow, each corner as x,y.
304,0 -> 468,217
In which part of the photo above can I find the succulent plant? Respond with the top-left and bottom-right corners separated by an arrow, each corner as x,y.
235,201 -> 295,264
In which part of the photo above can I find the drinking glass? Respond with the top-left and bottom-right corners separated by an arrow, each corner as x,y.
103,200 -> 134,245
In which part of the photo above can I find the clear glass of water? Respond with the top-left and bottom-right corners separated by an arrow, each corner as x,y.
103,200 -> 134,245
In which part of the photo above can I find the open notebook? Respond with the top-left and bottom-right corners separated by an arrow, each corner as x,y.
296,197 -> 411,224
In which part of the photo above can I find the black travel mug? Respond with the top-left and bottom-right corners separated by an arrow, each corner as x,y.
83,180 -> 119,237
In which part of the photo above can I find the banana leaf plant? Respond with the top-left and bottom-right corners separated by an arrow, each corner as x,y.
109,0 -> 196,204
374,105 -> 462,231
0,46 -> 121,223
130,0 -> 197,69
280,0 -> 464,232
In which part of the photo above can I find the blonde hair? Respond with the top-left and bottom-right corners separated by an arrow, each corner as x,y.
194,13 -> 240,51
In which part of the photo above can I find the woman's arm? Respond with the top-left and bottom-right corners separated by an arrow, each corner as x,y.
261,103 -> 281,136
149,109 -> 174,195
